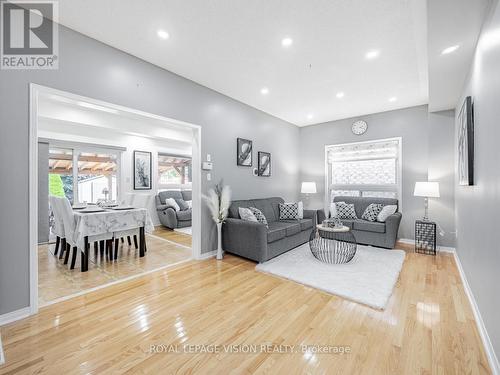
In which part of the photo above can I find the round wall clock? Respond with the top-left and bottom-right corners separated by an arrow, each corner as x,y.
352,120 -> 368,135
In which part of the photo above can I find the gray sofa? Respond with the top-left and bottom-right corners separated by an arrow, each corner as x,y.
317,196 -> 402,249
155,190 -> 192,229
222,197 -> 317,263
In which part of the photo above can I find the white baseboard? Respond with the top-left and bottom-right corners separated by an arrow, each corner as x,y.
453,251 -> 500,375
398,238 -> 456,253
197,250 -> 217,260
0,333 -> 4,365
0,307 -> 31,327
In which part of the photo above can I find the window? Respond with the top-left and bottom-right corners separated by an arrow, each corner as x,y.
158,154 -> 192,189
49,147 -> 74,203
326,138 -> 401,203
77,152 -> 119,203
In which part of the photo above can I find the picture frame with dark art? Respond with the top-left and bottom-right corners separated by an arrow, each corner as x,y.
237,138 -> 253,166
458,96 -> 474,186
134,151 -> 152,190
258,151 -> 271,177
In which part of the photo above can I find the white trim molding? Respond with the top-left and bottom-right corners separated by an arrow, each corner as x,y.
0,307 -> 31,327
397,238 -> 456,253
197,250 -> 217,260
453,251 -> 500,375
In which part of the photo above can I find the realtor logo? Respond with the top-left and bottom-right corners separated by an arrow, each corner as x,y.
1,0 -> 58,69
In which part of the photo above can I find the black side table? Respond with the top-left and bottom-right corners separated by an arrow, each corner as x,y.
415,220 -> 437,255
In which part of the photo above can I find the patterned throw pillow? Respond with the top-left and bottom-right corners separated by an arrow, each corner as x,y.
239,207 -> 258,222
249,207 -> 268,227
377,205 -> 397,222
335,202 -> 357,220
361,203 -> 383,222
279,202 -> 299,220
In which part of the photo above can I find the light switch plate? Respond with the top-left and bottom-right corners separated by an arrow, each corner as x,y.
207,154 -> 211,162
207,173 -> 211,181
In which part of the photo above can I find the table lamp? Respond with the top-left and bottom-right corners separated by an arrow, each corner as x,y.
301,182 -> 316,207
413,181 -> 440,221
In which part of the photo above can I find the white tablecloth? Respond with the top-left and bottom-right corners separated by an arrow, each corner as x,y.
73,208 -> 154,245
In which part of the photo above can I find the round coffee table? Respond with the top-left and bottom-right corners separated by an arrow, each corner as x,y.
309,224 -> 357,264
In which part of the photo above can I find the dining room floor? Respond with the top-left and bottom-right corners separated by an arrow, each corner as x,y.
38,233 -> 192,305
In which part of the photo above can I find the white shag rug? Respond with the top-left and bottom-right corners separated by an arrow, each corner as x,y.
174,226 -> 192,236
256,243 -> 405,309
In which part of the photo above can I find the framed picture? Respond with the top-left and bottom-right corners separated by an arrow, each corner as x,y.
458,96 -> 474,186
258,151 -> 271,177
134,151 -> 152,190
237,138 -> 252,166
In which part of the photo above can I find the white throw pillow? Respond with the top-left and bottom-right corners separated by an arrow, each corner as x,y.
239,207 -> 258,222
285,201 -> 304,219
330,201 -> 345,218
186,200 -> 192,209
165,197 -> 180,211
377,205 -> 397,222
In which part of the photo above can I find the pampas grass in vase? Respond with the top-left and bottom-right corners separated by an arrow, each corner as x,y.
203,180 -> 231,260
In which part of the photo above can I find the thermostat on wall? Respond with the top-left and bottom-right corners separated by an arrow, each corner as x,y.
202,162 -> 213,170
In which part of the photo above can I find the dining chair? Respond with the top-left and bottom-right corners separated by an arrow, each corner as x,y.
49,195 -> 66,259
56,197 -> 80,269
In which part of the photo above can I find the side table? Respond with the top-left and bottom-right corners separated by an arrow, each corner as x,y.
415,220 -> 436,255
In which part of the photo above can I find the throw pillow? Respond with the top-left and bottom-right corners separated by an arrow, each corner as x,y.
249,207 -> 268,227
377,205 -> 398,222
284,201 -> 304,219
361,203 -> 383,222
239,207 -> 258,223
175,198 -> 189,211
335,202 -> 357,220
165,198 -> 180,211
330,201 -> 345,218
279,202 -> 299,220
186,200 -> 193,209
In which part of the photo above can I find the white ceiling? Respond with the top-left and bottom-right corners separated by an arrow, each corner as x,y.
53,0 -> 488,126
427,0 -> 491,112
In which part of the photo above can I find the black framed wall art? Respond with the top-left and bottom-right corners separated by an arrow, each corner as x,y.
458,96 -> 474,186
258,151 -> 271,177
237,138 -> 252,166
134,150 -> 152,190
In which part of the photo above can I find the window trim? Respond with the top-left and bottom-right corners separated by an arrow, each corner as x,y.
324,137 -> 403,214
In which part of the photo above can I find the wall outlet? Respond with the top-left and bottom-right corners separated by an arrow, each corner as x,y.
207,173 -> 211,181
207,154 -> 211,162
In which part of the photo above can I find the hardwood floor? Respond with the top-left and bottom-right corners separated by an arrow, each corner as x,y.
38,234 -> 192,305
1,247 -> 490,374
152,225 -> 192,247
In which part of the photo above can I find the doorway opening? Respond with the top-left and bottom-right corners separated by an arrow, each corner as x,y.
30,84 -> 202,311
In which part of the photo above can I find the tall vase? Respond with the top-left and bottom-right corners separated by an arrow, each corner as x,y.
216,222 -> 223,260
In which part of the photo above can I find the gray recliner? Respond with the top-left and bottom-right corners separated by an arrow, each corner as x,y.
155,190 -> 192,229
317,196 -> 402,249
222,197 -> 317,263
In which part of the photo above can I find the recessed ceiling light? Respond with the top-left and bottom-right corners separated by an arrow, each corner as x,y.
157,29 -> 169,40
388,97 -> 397,102
336,92 -> 345,99
365,50 -> 380,60
281,37 -> 293,47
307,113 -> 314,120
441,45 -> 460,55
260,87 -> 269,95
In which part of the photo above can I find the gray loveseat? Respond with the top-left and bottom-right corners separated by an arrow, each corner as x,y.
317,196 -> 402,249
155,190 -> 192,229
222,197 -> 317,263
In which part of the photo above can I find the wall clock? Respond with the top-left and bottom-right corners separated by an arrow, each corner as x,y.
352,120 -> 368,135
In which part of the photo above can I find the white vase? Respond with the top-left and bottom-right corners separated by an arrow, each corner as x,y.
216,222 -> 223,260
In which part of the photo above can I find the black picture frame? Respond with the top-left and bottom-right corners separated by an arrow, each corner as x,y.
458,96 -> 474,186
133,150 -> 152,190
237,138 -> 253,166
257,151 -> 271,177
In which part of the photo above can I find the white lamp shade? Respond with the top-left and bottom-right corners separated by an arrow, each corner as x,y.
414,182 -> 440,198
301,182 -> 317,194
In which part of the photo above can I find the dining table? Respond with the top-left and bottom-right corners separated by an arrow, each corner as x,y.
72,206 -> 154,272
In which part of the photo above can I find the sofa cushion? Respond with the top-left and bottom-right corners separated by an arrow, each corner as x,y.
176,209 -> 192,221
340,219 -> 355,229
181,190 -> 192,201
267,222 -> 287,243
252,198 -> 281,222
175,198 -> 189,211
284,222 -> 301,236
282,218 -> 313,231
353,219 -> 386,233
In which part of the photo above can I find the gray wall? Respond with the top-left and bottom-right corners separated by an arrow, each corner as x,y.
38,142 -> 49,244
0,26 -> 299,314
454,0 -> 500,361
298,105 -> 456,246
